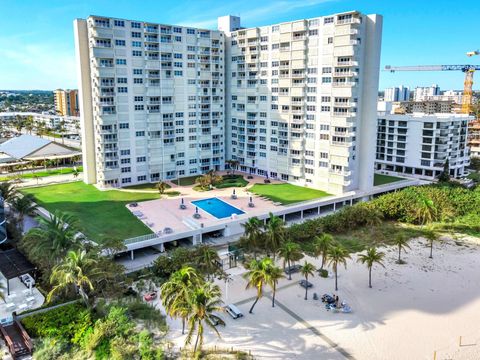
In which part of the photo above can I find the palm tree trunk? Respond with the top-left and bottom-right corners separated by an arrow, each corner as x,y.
320,254 -> 324,270
249,296 -> 259,313
193,323 -> 201,353
304,275 -> 308,300
368,267 -> 372,288
398,245 -> 401,263
288,259 -> 292,280
429,241 -> 433,259
272,283 -> 276,307
334,264 -> 338,291
182,318 -> 186,335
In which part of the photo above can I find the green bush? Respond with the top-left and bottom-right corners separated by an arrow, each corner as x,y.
319,269 -> 328,278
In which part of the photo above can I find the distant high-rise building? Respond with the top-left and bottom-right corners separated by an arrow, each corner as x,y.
384,86 -> 409,101
414,84 -> 440,102
54,89 -> 79,116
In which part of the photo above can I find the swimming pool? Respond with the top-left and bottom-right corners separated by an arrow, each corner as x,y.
191,198 -> 245,219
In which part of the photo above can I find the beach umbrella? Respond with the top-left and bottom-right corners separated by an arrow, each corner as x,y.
250,196 -> 253,203
181,198 -> 184,205
196,206 -> 199,214
233,189 -> 236,195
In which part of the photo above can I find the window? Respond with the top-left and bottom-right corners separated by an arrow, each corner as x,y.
134,96 -> 144,101
174,53 -> 183,59
132,41 -> 142,47
133,69 -> 143,75
271,25 -> 279,32
174,62 -> 183,67
121,177 -> 131,184
131,31 -> 142,38
115,39 -> 125,46
322,67 -> 332,74
117,77 -> 127,83
309,29 -> 318,36
121,167 -> 131,173
322,77 -> 332,83
131,22 -> 141,28
134,105 -> 144,111
187,28 -> 195,34
132,50 -> 142,56
137,175 -> 147,181
120,149 -> 130,156
136,131 -> 145,136
327,37 -> 333,44
116,59 -> 126,65
173,27 -> 182,33
118,87 -> 127,93
114,20 -> 125,27
308,19 -> 319,26
133,78 -> 143,84
319,161 -> 328,167
121,158 -> 130,164
137,156 -> 146,162
119,123 -> 129,129
174,70 -> 183,76
324,17 -> 334,24
174,36 -> 182,42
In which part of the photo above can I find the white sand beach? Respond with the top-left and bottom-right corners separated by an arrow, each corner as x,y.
160,236 -> 480,360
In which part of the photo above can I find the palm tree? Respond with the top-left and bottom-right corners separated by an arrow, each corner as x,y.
195,245 -> 220,280
277,241 -> 303,280
243,258 -> 270,313
10,194 -> 38,232
241,217 -> 263,259
313,233 -> 335,270
22,211 -> 83,267
47,249 -> 97,305
72,168 -> 80,179
156,181 -> 167,195
393,234 -> 410,264
300,261 -> 316,300
357,247 -> 385,288
264,213 -> 285,259
160,266 -> 202,335
265,262 -> 284,307
327,245 -> 351,291
424,226 -> 439,259
185,281 -> 224,353
230,159 -> 239,175
0,181 -> 16,202
0,282 -> 5,303
416,196 -> 438,225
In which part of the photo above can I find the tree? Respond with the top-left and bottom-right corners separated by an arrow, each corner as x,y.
0,181 -> 16,202
156,181 -> 167,195
415,196 -> 438,225
240,217 -> 264,259
424,226 -> 439,259
327,245 -> 351,291
160,266 -> 202,335
393,233 -> 410,264
277,241 -> 303,280
230,159 -> 239,175
264,213 -> 285,259
243,258 -> 271,314
72,168 -> 80,179
10,194 -> 38,232
24,116 -> 34,134
265,261 -> 284,307
470,156 -> 480,172
47,249 -> 97,305
300,261 -> 316,300
313,233 -> 335,270
185,281 -> 224,353
438,159 -> 451,182
22,211 -> 83,268
0,282 -> 5,302
357,247 -> 385,288
195,244 -> 220,280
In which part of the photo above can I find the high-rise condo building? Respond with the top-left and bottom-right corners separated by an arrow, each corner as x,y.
384,86 -> 410,102
54,89 -> 79,116
75,11 -> 382,194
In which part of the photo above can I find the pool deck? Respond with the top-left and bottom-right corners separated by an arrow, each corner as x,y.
128,186 -> 284,238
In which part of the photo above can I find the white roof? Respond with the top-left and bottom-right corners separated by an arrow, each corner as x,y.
0,135 -> 51,159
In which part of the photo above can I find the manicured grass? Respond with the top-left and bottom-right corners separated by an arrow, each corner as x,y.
171,175 -> 198,186
21,181 -> 160,243
373,173 -> 404,186
250,183 -> 331,205
0,166 -> 83,182
215,175 -> 249,189
124,182 -> 171,191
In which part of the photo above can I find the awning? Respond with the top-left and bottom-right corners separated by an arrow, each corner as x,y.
0,249 -> 36,295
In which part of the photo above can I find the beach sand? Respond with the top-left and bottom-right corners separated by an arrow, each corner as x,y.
161,236 -> 480,359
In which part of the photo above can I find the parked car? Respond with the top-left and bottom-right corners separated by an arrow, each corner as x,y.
299,280 -> 313,289
143,291 -> 157,301
284,264 -> 301,275
209,313 -> 225,326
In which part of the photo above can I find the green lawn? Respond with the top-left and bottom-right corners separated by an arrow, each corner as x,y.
124,182 -> 171,191
250,183 -> 331,205
215,175 -> 249,189
373,173 -> 404,186
21,181 -> 160,243
0,166 -> 83,182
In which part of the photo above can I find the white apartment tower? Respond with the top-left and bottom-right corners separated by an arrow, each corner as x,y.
221,11 -> 382,194
75,11 -> 382,195
384,86 -> 410,102
74,17 -> 225,187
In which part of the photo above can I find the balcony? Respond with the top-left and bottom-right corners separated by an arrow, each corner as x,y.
332,82 -> 357,88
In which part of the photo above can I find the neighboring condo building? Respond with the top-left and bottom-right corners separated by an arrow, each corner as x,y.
54,89 -> 79,116
384,86 -> 410,102
74,17 -> 225,186
376,103 -> 471,180
75,11 -> 383,194
220,11 -> 383,194
468,120 -> 480,157
413,84 -> 440,102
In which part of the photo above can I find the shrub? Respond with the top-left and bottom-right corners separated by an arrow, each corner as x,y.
319,269 -> 328,278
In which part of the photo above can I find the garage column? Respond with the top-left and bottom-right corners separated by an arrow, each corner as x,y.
130,250 -> 134,260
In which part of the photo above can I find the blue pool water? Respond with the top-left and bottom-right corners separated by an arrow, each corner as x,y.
191,198 -> 245,219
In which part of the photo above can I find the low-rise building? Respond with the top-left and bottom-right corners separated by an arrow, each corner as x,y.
468,119 -> 480,157
375,110 -> 471,180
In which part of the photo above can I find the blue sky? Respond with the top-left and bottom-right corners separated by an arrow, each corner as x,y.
0,0 -> 479,91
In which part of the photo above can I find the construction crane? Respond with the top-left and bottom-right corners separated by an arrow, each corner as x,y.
384,64 -> 480,114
